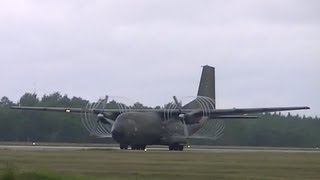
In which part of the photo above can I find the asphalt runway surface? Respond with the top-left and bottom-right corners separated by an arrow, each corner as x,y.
1,144 -> 320,153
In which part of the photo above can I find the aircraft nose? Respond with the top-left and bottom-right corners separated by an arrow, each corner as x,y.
111,127 -> 124,140
111,113 -> 133,143
111,119 -> 126,142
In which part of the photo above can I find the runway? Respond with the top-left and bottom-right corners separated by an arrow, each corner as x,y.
1,144 -> 320,153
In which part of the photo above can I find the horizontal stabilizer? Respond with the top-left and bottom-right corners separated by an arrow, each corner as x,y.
215,115 -> 258,119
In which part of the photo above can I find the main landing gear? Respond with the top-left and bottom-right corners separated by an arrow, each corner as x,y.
169,144 -> 184,151
120,144 -> 128,149
120,144 -> 184,151
120,144 -> 146,150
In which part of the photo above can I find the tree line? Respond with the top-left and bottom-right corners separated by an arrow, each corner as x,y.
0,92 -> 319,147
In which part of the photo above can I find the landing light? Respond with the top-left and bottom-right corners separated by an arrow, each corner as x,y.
144,148 -> 147,152
65,109 -> 71,113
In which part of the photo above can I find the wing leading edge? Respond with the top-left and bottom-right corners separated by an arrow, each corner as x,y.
11,105 -> 310,116
209,106 -> 310,117
10,106 -> 83,113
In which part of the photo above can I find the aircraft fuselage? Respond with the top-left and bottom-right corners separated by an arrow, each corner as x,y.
111,112 -> 163,147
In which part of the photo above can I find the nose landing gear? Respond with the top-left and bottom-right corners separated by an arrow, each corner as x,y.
169,144 -> 184,151
120,144 -> 128,149
131,145 -> 146,150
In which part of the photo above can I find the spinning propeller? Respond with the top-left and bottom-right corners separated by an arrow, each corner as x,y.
93,96 -> 116,132
81,96 -> 134,138
164,96 -> 225,140
173,96 -> 189,137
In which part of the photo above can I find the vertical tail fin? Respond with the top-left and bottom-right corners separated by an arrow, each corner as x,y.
197,65 -> 216,108
183,65 -> 216,109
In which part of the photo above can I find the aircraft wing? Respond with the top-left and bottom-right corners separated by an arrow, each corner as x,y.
11,106 -> 310,116
10,106 -> 147,114
209,106 -> 310,117
10,106 -> 84,113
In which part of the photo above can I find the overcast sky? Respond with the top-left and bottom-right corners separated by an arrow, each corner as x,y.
0,0 -> 319,116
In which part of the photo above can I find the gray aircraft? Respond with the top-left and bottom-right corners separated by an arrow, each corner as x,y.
11,66 -> 310,151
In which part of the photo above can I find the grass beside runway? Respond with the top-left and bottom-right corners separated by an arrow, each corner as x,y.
1,149 -> 320,180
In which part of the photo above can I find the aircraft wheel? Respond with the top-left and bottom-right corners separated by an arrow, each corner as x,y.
120,144 -> 128,149
169,144 -> 183,151
131,145 -> 146,150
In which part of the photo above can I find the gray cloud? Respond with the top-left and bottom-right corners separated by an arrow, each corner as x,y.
0,0 -> 319,116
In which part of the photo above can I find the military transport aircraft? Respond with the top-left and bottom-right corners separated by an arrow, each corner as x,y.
11,66 -> 310,151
